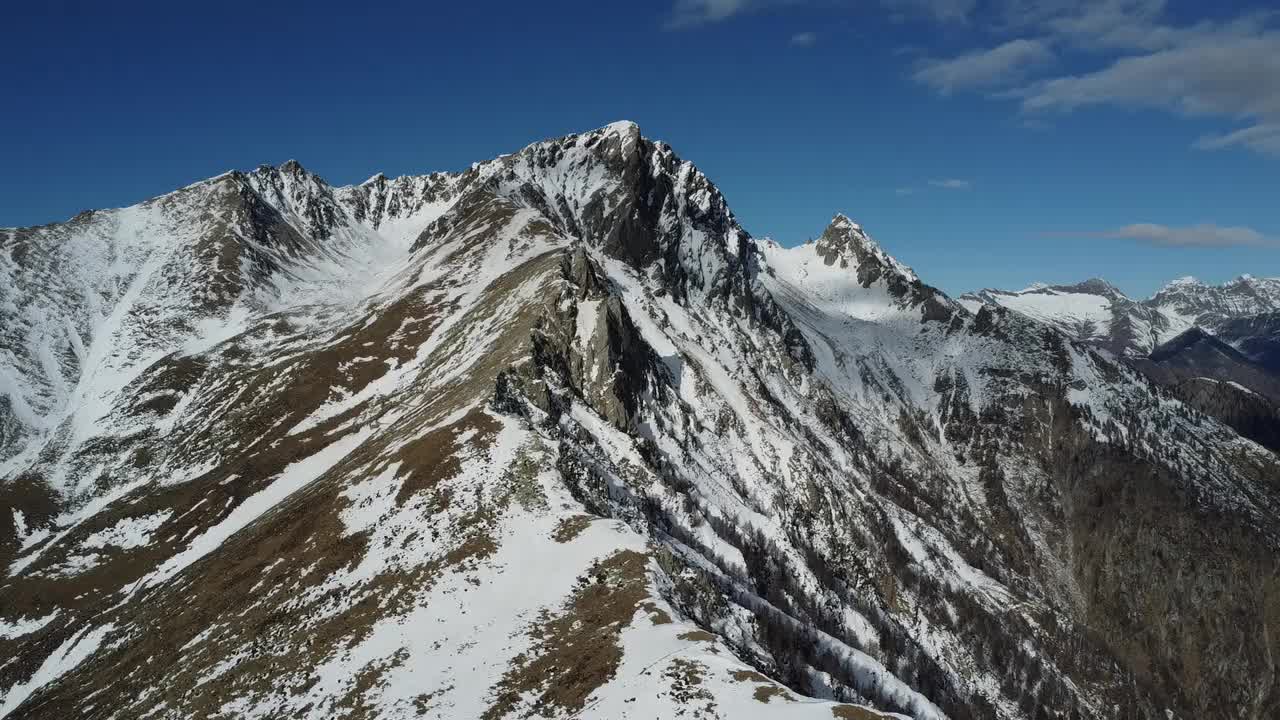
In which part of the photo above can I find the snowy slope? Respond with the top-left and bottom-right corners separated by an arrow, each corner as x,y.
2,123 -> 1278,720
959,286 -> 1112,340
960,279 -> 1165,356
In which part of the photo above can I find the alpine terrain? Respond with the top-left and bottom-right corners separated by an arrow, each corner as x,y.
963,277 -> 1280,452
2,123 -> 1278,720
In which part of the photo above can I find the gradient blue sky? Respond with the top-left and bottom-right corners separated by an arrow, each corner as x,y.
3,0 -> 1276,297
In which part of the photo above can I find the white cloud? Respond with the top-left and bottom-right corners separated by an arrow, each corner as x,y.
915,38 -> 1054,94
997,0 -> 1159,30
665,0 -> 1280,157
1040,0 -> 1180,50
895,187 -> 916,195
1021,6 -> 1280,157
929,178 -> 972,189
665,0 -> 753,29
899,1 -> 1280,157
1019,28 -> 1280,114
1194,123 -> 1280,156
1016,24 -> 1280,154
667,0 -> 977,30
1093,223 -> 1276,248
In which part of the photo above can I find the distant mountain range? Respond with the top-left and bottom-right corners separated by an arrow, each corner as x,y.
962,276 -> 1280,451
2,123 -> 1278,720
961,275 -> 1280,357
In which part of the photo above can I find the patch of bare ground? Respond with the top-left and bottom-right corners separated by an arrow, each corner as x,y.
0,471 -> 58,577
552,514 -> 594,543
831,704 -> 894,719
393,407 -> 502,506
753,684 -> 793,703
677,630 -> 716,643
414,684 -> 455,714
729,669 -> 794,703
483,549 -> 651,719
664,657 -> 718,717
332,648 -> 411,719
640,600 -> 673,625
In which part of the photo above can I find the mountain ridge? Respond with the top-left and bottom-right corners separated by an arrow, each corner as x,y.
3,123 -> 1278,720
961,274 -> 1280,357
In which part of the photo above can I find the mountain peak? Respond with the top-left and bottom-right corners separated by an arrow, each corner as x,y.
599,119 -> 640,138
813,214 -> 920,288
1058,277 -> 1126,298
247,160 -> 320,185
816,213 -> 875,257
520,121 -> 642,161
829,212 -> 862,232
253,159 -> 305,173
1159,275 -> 1203,292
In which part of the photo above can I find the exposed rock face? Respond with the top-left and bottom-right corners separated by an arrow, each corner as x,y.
2,123 -> 1278,720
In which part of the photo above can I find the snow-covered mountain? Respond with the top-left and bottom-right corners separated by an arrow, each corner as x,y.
961,276 -> 1280,451
961,275 -> 1280,358
1149,274 -> 1280,336
3,123 -> 1278,720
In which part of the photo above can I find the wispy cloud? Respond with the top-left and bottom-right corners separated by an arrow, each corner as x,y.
914,38 -> 1054,94
1016,20 -> 1279,114
664,0 -> 814,29
882,0 -> 977,24
665,0 -> 754,29
895,187 -> 916,196
1194,123 -> 1280,156
664,1 -> 1280,157
905,1 -> 1280,157
1079,222 -> 1277,248
675,0 -> 976,26
929,178 -> 972,189
1037,0 -> 1183,51
1015,23 -> 1280,156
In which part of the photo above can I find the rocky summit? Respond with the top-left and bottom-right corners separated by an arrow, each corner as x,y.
2,123 -> 1278,720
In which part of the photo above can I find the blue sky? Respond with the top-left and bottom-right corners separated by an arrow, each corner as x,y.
2,0 -> 1276,297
